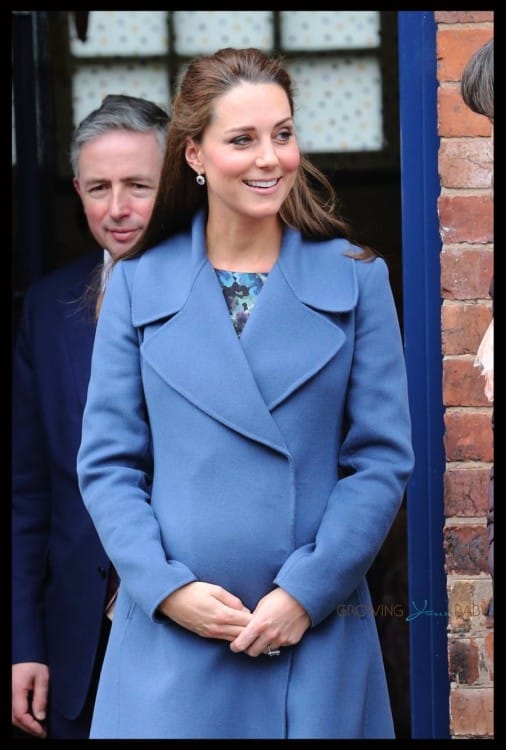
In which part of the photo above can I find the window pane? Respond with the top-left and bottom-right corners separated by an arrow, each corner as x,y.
288,57 -> 383,153
71,62 -> 170,127
66,10 -> 389,162
281,11 -> 380,50
69,11 -> 169,57
174,11 -> 273,54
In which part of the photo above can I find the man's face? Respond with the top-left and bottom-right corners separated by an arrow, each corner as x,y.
73,129 -> 163,260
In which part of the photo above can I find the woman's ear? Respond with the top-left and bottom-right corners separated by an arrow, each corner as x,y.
185,138 -> 203,174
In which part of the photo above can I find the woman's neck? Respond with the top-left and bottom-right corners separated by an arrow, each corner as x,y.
205,215 -> 282,273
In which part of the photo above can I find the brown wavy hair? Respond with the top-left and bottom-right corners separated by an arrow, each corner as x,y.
126,47 -> 374,261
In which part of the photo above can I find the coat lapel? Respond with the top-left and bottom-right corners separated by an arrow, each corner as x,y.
131,212 -> 358,453
141,260 -> 290,454
61,253 -> 102,409
240,263 -> 345,410
240,227 -> 357,409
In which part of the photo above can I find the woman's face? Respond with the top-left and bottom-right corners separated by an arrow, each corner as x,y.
186,82 -> 300,223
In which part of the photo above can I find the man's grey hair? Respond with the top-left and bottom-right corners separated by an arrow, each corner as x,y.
461,39 -> 494,122
70,94 -> 170,177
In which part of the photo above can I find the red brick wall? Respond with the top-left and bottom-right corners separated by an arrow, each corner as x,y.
435,10 -> 493,739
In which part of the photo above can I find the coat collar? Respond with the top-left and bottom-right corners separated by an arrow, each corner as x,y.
128,210 -> 358,452
130,209 -> 358,326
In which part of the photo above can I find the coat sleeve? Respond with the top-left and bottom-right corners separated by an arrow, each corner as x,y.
12,290 -> 52,664
77,261 -> 197,620
274,257 -> 415,627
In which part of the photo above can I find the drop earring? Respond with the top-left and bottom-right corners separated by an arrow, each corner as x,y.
196,174 -> 206,186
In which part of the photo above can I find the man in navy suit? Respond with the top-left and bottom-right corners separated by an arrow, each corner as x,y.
12,94 -> 170,739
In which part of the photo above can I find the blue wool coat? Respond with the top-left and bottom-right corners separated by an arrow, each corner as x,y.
77,211 -> 414,739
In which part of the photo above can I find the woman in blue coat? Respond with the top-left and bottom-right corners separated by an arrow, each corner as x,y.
77,47 -> 415,739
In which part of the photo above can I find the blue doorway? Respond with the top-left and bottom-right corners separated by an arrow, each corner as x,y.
398,10 -> 450,739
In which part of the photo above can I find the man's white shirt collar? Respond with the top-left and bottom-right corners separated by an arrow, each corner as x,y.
101,249 -> 113,290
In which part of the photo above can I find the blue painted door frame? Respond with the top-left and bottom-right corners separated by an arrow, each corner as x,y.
398,11 -> 450,739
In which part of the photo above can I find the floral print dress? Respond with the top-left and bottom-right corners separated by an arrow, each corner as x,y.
215,270 -> 268,337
